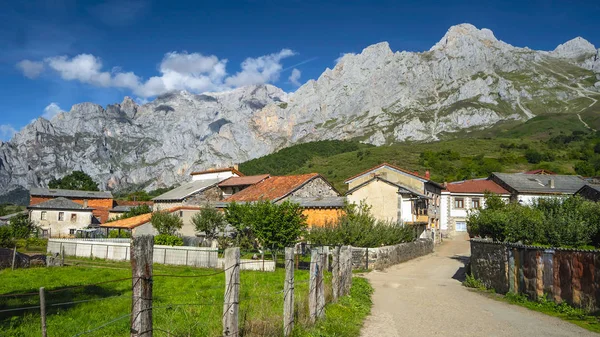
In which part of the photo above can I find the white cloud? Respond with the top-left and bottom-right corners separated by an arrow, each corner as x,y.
45,54 -> 113,87
16,60 -> 45,79
225,49 -> 296,87
42,103 -> 64,120
17,48 -> 296,98
289,68 -> 302,86
0,125 -> 17,141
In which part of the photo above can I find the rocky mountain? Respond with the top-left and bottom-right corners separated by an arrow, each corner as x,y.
1,23 -> 599,199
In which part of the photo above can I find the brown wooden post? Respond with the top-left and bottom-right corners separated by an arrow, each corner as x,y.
223,247 -> 240,337
283,247 -> 295,336
39,287 -> 47,337
344,246 -> 353,296
130,235 -> 153,337
11,246 -> 17,270
332,246 -> 340,302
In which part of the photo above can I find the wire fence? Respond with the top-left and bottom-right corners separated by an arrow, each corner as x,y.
1,240 -> 352,337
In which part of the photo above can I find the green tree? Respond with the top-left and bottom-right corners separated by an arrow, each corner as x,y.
151,211 -> 183,235
192,206 -> 227,242
9,213 -> 36,239
48,171 -> 99,191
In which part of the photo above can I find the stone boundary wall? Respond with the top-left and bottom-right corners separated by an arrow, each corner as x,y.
350,239 -> 434,270
470,239 -> 600,310
0,248 -> 46,269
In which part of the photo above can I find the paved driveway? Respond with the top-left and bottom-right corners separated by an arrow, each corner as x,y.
360,235 -> 597,337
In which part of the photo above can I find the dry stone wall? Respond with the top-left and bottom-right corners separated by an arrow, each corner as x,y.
471,239 -> 600,310
350,239 -> 433,270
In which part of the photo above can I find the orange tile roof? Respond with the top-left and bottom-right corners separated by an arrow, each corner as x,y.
224,173 -> 321,202
344,162 -> 428,183
93,208 -> 111,224
190,167 -> 244,177
100,206 -> 189,229
218,174 -> 270,187
446,179 -> 509,194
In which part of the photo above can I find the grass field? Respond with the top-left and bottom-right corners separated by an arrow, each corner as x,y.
0,260 -> 372,337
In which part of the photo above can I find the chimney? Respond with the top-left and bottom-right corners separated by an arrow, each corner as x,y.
549,179 -> 555,189
443,181 -> 448,188
83,199 -> 89,208
425,170 -> 430,180
233,164 -> 239,171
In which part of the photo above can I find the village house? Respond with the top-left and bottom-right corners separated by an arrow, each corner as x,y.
28,197 -> 95,238
152,167 -> 245,210
29,188 -> 114,223
440,178 -> 510,236
490,172 -> 587,204
343,163 -> 443,238
108,201 -> 154,220
223,173 -> 344,228
101,212 -> 156,237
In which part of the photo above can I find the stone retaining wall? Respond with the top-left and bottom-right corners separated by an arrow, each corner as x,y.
470,239 -> 600,310
351,239 -> 434,270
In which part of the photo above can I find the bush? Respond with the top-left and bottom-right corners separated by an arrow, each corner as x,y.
0,226 -> 14,247
192,206 -> 227,241
151,211 -> 183,235
108,230 -> 131,238
468,195 -> 600,248
154,234 -> 184,246
307,202 -> 415,247
9,213 -> 37,239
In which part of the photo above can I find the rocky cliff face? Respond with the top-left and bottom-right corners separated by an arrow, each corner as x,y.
1,23 -> 599,198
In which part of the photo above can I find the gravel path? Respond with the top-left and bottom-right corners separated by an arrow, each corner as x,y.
359,235 -> 597,337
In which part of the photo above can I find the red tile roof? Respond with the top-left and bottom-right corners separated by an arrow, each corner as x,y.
224,173 -> 321,202
218,174 -> 270,187
190,167 -> 244,177
344,162 -> 428,183
446,179 -> 509,194
100,206 -> 193,229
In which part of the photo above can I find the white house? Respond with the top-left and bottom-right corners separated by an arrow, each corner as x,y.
28,197 -> 95,238
440,178 -> 510,236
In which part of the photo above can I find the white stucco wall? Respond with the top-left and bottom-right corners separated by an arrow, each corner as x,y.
347,180 -> 399,223
399,196 -> 414,223
440,194 -> 450,230
30,209 -> 93,237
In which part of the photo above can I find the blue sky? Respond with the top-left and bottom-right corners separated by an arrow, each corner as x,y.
1,0 -> 599,141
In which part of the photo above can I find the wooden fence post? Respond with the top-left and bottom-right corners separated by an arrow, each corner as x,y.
317,247 -> 326,319
308,248 -> 318,323
344,246 -> 353,296
223,247 -> 240,337
11,246 -> 17,270
332,246 -> 340,302
131,235 -> 153,337
40,287 -> 47,337
283,247 -> 295,337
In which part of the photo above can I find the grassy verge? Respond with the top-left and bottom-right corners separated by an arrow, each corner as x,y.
1,259 -> 373,337
463,275 -> 600,333
296,277 -> 373,337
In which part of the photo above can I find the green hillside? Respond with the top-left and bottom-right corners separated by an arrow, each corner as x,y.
240,113 -> 600,193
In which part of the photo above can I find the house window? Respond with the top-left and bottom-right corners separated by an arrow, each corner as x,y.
41,211 -> 47,220
58,212 -> 65,221
71,213 -> 77,222
179,211 -> 184,217
41,229 -> 49,238
454,198 -> 464,209
69,228 -> 76,235
471,198 -> 480,209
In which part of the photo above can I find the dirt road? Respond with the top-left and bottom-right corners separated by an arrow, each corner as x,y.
359,235 -> 597,337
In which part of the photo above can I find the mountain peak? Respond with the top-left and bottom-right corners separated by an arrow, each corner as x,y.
552,37 -> 596,59
430,23 -> 508,52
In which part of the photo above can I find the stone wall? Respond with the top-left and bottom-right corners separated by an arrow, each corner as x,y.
288,177 -> 339,198
350,239 -> 433,270
0,248 -> 46,269
471,240 -> 600,310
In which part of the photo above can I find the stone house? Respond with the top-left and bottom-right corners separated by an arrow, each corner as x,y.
440,178 -> 510,236
29,188 -> 113,223
344,163 -> 443,230
490,172 -> 586,204
223,173 -> 344,228
218,174 -> 271,198
28,197 -> 95,238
